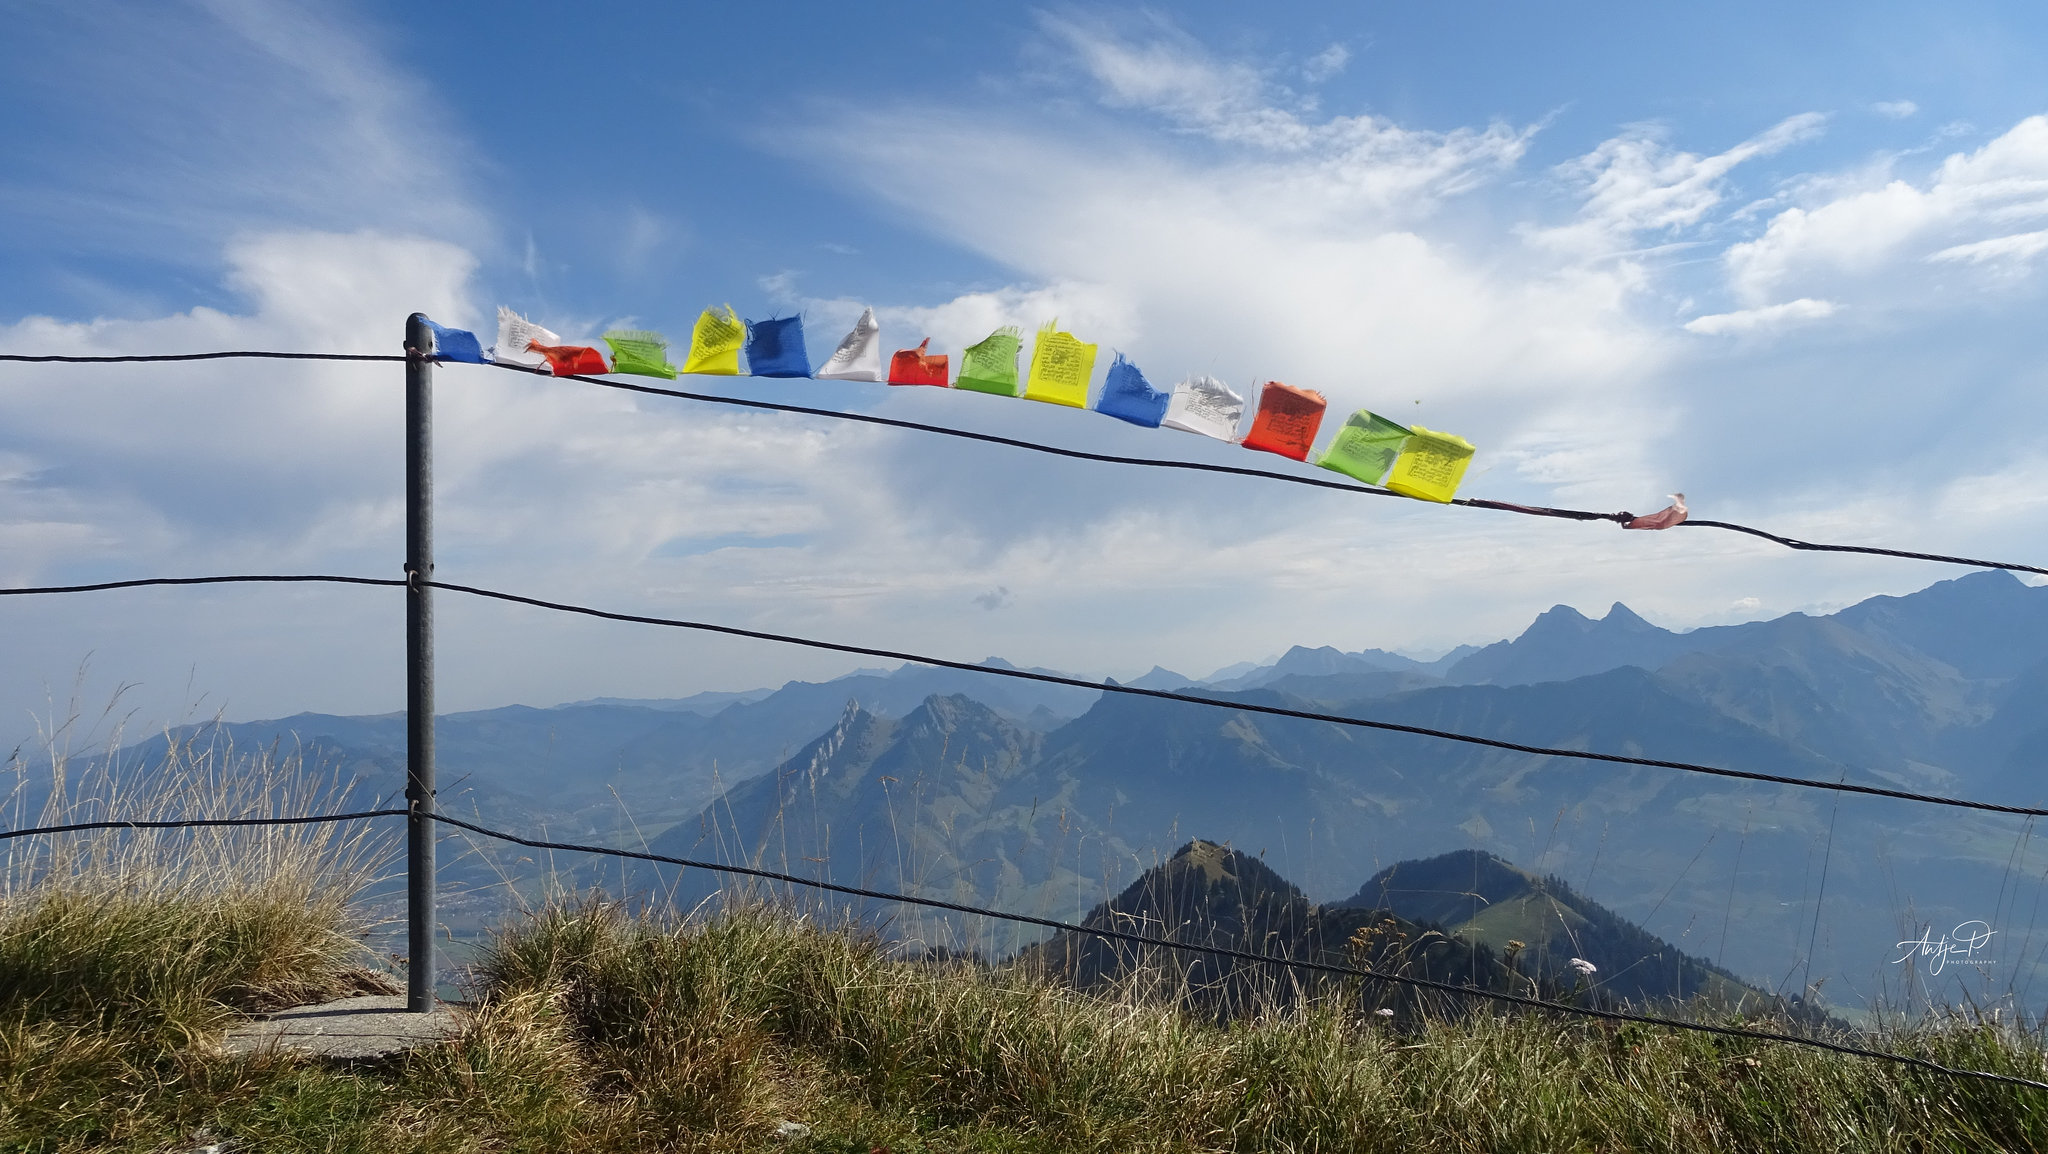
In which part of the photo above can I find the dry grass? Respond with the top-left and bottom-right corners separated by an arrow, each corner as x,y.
5,733 -> 2048,1152
0,725 -> 396,1042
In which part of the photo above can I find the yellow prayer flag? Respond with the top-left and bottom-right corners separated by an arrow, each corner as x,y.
1383,425 -> 1476,503
1022,322 -> 1097,409
683,305 -> 746,375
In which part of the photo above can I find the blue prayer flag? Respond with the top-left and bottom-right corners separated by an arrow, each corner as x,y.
1093,354 -> 1169,427
425,318 -> 484,364
746,315 -> 811,378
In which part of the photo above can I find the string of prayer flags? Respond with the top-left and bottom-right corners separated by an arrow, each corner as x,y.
1023,323 -> 1097,409
1161,375 -> 1245,441
530,341 -> 610,376
817,307 -> 885,381
888,338 -> 950,387
682,305 -> 746,375
956,326 -> 1022,396
745,316 -> 811,378
1094,354 -> 1169,427
489,306 -> 558,369
1384,425 -> 1477,503
601,330 -> 677,379
1625,494 -> 1688,530
1316,409 -> 1413,485
1239,381 -> 1327,461
422,318 -> 483,363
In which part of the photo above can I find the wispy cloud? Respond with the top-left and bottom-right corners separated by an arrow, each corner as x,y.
1928,228 -> 2048,266
1725,115 -> 2048,303
1872,100 -> 1920,119
1683,297 -> 1839,335
1528,114 -> 1826,256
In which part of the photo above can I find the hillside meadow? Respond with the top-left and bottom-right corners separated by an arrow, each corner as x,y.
6,746 -> 2048,1152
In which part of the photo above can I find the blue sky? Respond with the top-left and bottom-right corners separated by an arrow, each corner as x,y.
4,0 -> 2048,741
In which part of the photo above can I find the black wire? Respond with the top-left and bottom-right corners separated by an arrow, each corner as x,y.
424,809 -> 2048,1091
4,799 -> 2039,1088
4,570 -> 2043,819
7,348 -> 2043,576
425,579 -> 2048,820
481,359 -> 2048,578
0,574 -> 405,596
0,808 -> 409,842
0,352 -> 405,364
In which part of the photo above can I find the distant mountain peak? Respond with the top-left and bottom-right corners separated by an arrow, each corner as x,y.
1603,602 -> 1651,626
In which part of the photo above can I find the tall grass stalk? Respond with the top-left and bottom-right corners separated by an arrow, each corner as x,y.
0,724 -> 397,1041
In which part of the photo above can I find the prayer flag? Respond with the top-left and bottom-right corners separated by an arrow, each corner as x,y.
888,338 -> 950,387
817,307 -> 885,382
1023,322 -> 1097,408
488,306 -> 557,368
956,326 -> 1022,396
1316,410 -> 1413,485
1239,381 -> 1327,461
1383,425 -> 1476,503
530,342 -> 610,376
746,315 -> 811,378
682,305 -> 746,375
1161,375 -> 1245,441
1625,494 -> 1689,530
1094,354 -> 1169,427
424,318 -> 483,364
601,330 -> 677,379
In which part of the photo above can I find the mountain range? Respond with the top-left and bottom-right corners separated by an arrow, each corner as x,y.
110,569 -> 2048,1013
1021,840 -> 1798,1021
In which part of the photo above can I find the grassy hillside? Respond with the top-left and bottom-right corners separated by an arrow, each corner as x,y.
10,743 -> 2048,1151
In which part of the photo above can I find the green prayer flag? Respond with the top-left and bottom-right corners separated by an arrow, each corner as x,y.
955,326 -> 1021,396
602,330 -> 677,379
1316,409 -> 1413,485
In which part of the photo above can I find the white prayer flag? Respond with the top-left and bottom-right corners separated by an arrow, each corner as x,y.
817,307 -> 885,382
488,306 -> 558,369
1161,375 -> 1246,441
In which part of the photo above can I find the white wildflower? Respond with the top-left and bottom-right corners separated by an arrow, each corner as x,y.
1568,957 -> 1598,976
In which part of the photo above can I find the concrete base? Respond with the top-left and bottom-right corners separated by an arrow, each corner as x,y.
222,994 -> 460,1060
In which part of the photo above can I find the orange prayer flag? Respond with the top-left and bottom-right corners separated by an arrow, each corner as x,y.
888,338 -> 950,387
1239,381 -> 1327,461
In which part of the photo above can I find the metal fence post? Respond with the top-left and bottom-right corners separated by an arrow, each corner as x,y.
404,313 -> 437,1011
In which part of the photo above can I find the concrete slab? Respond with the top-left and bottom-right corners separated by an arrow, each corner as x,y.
222,994 -> 461,1060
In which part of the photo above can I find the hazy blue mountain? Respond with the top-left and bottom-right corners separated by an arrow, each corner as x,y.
565,689 -> 775,715
1445,602 -> 1723,686
1832,570 -> 2048,680
1126,666 -> 1198,691
651,668 -> 1880,996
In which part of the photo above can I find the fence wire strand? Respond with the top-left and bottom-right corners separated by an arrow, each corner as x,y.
2,803 -> 2042,1091
5,349 -> 2043,576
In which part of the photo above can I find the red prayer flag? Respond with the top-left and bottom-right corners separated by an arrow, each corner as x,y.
1240,381 -> 1328,461
531,342 -> 610,376
888,338 -> 950,387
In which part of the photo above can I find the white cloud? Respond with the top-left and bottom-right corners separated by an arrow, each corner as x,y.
1682,297 -> 1839,335
1725,115 -> 2048,303
1928,228 -> 2048,265
1529,114 -> 1826,256
1872,100 -> 1920,119
1037,14 -> 1531,207
1302,43 -> 1351,84
1,0 -> 483,270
